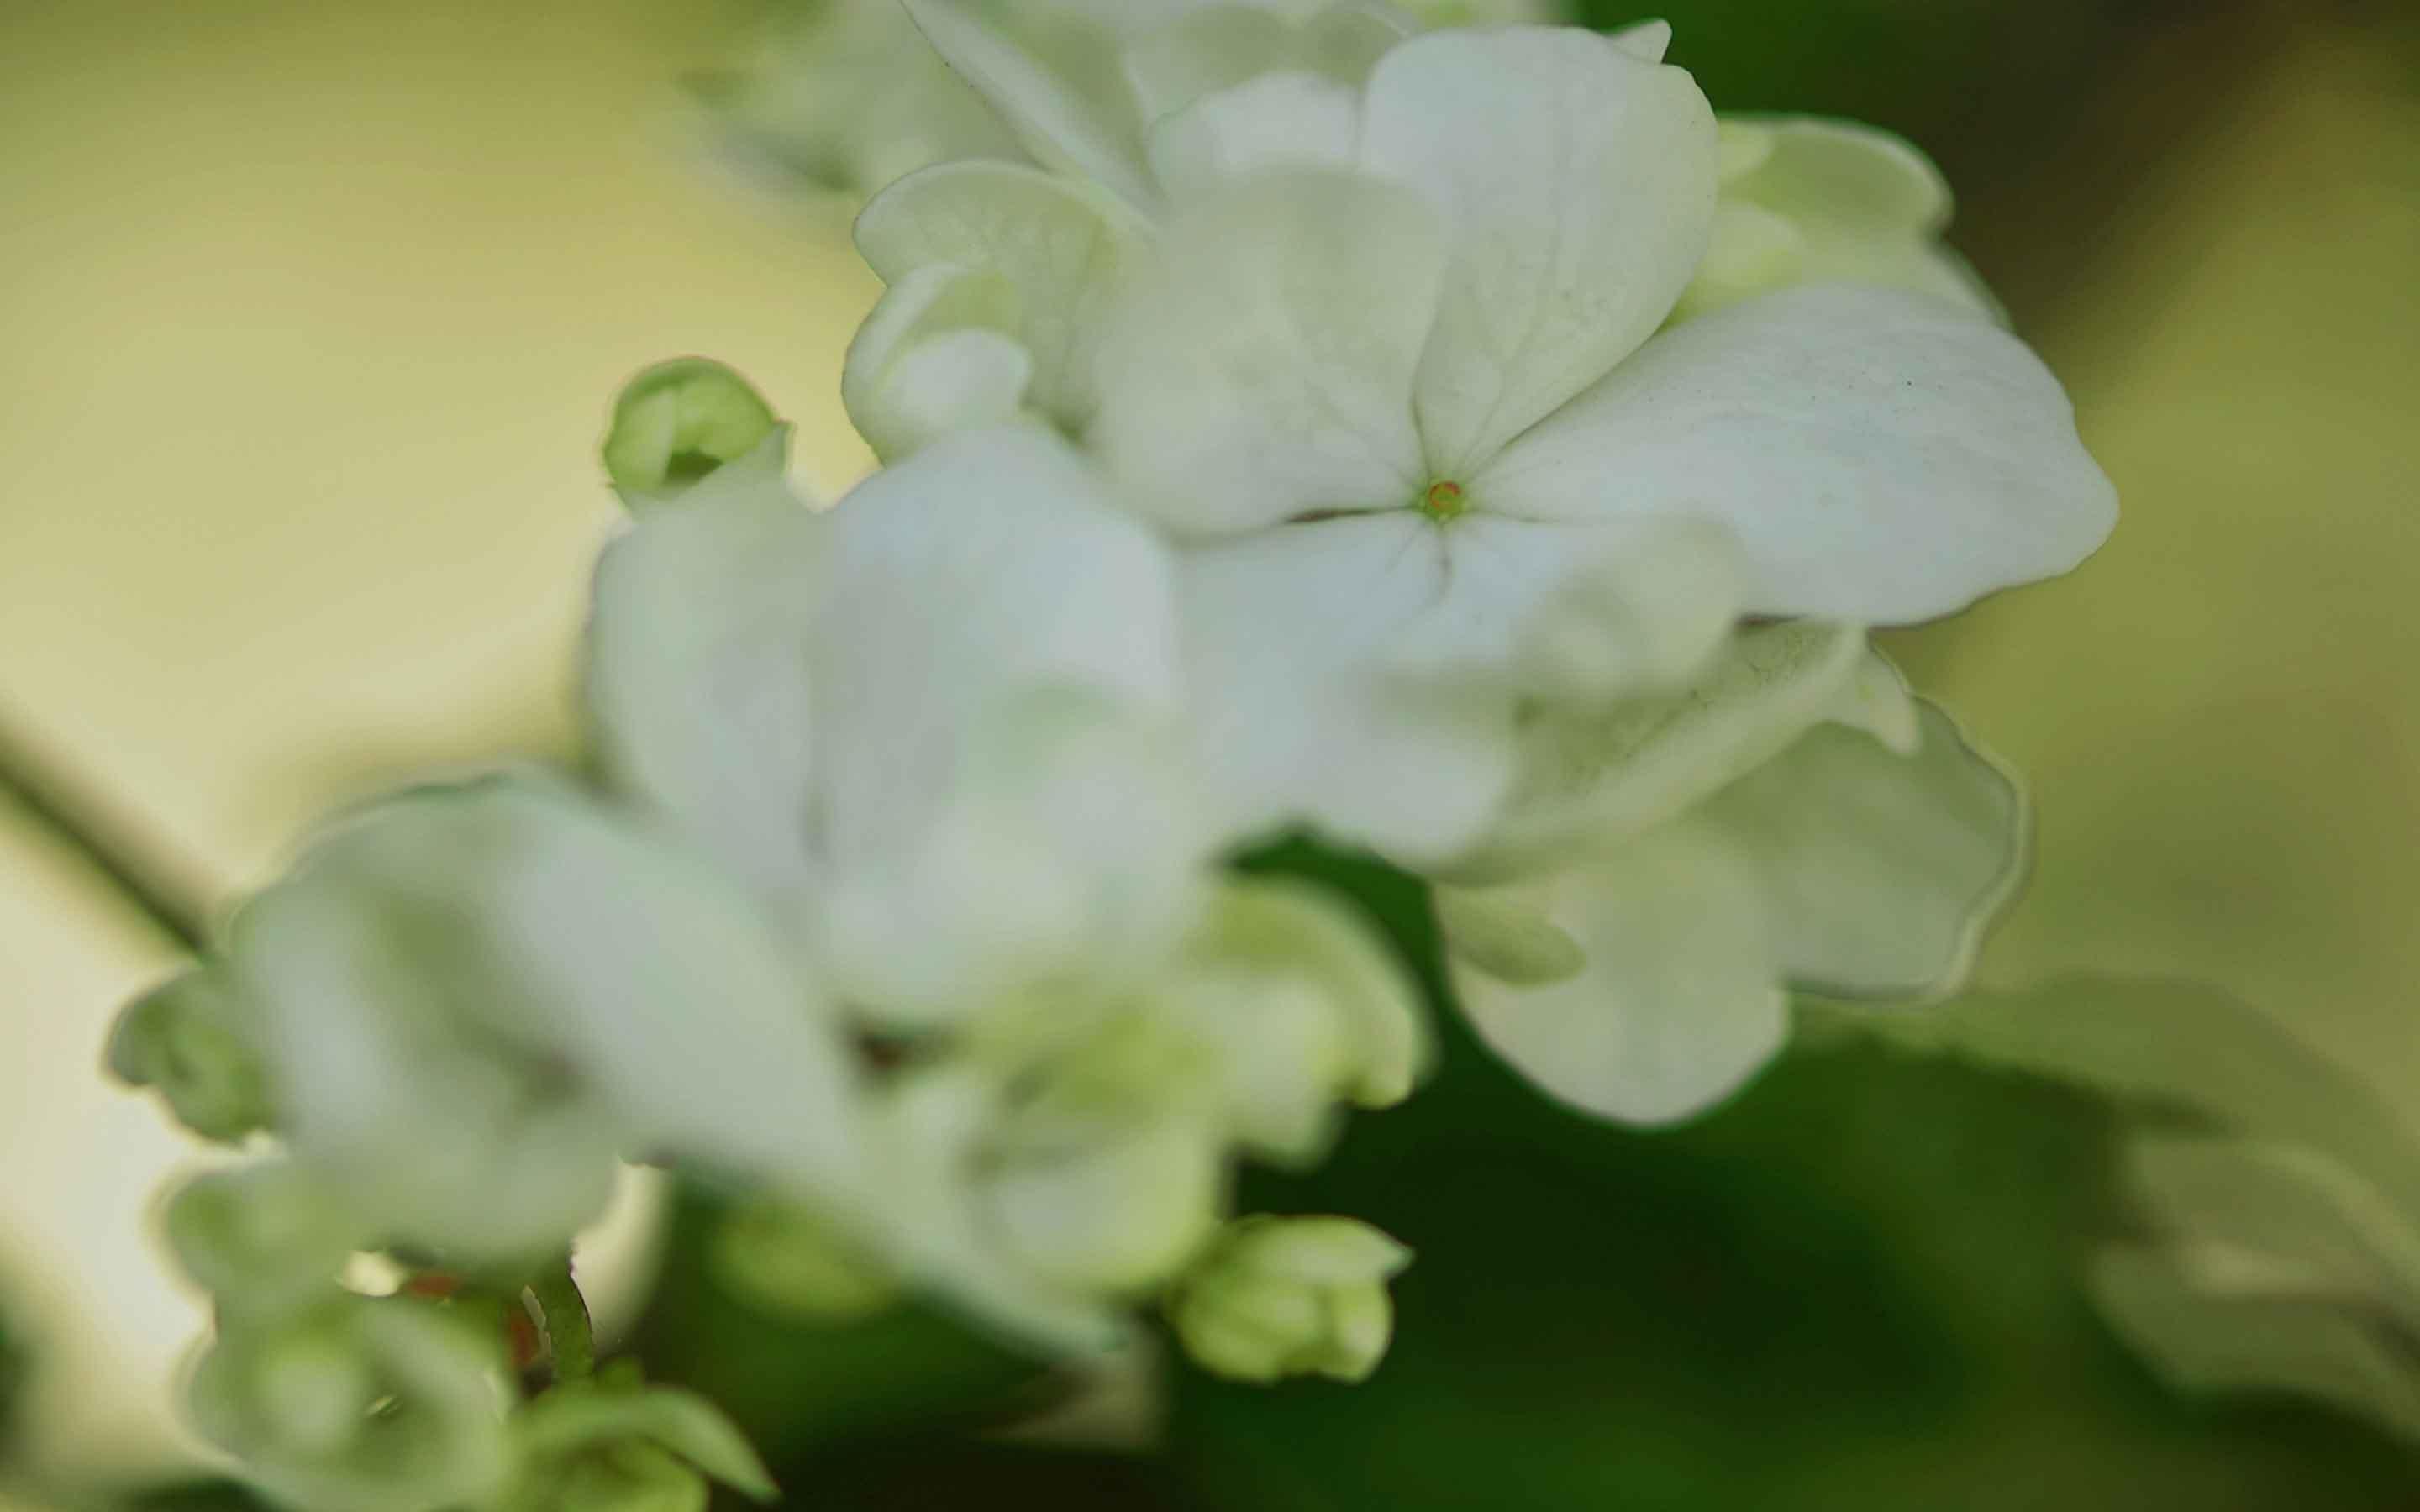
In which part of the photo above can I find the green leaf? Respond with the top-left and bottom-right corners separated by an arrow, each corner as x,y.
1821,977 -> 2420,1222
2121,1137 -> 2420,1336
2091,1246 -> 2420,1447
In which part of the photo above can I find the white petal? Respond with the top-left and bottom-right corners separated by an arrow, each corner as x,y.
583,478 -> 828,897
1357,26 -> 1718,475
1444,824 -> 1786,1126
813,426 -> 1202,1011
1153,878 -> 1432,1163
1386,513 -> 1741,703
1177,514 -> 1518,863
842,264 -> 1033,459
1458,620 -> 1889,880
982,1115 -> 1227,1292
1665,200 -> 1808,324
1479,284 -> 2118,622
1721,115 -> 1952,235
1697,698 -> 2027,999
1123,4 -> 1293,126
1604,18 -> 1673,62
822,690 -> 1208,1027
855,161 -> 1149,433
1144,71 -> 1362,202
899,0 -> 1160,208
871,1067 -> 1134,1357
1092,169 -> 1443,533
1690,116 -> 2002,323
1124,2 -> 1399,130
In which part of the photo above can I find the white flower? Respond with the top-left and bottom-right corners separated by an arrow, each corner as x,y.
1436,625 -> 2029,1123
587,420 -> 1209,1029
581,416 -> 1431,1349
210,776 -> 870,1263
845,23 -> 2115,864
715,0 -> 1560,202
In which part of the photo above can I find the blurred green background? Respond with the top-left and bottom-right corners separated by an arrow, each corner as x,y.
2,0 -> 2415,1505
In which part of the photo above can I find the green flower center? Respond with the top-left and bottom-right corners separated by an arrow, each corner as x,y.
1419,480 -> 1467,522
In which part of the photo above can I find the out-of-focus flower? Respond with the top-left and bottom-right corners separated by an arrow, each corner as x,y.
144,777 -> 868,1265
1438,626 -> 2027,1122
1674,116 -> 2003,325
187,1295 -> 513,1512
1165,1215 -> 1412,1384
696,0 -> 1020,197
700,0 -> 1569,202
581,400 -> 1431,1351
848,22 -> 2113,864
589,418 -> 1207,1027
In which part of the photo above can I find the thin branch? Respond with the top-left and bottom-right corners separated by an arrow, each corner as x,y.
0,699 -> 211,953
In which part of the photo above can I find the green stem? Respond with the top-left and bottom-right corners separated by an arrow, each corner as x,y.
0,701 -> 210,953
531,1258 -> 597,1382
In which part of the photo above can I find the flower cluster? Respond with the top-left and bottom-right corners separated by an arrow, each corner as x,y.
110,5 -> 2113,1507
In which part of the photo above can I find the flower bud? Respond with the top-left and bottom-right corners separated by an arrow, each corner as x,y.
189,1296 -> 513,1512
1166,1215 -> 1411,1386
1672,117 -> 2003,324
500,1378 -> 776,1510
602,359 -> 784,512
165,1163 -> 357,1319
1147,879 -> 1430,1166
107,967 -> 273,1143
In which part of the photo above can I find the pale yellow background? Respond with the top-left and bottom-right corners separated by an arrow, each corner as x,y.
1,0 -> 2413,1488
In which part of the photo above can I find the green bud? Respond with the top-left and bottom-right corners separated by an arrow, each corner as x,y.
1166,1215 -> 1411,1386
602,359 -> 784,512
1145,879 -> 1432,1166
107,967 -> 273,1143
713,1200 -> 901,1323
189,1296 -> 513,1512
513,1442 -> 707,1512
502,1380 -> 777,1509
165,1163 -> 357,1319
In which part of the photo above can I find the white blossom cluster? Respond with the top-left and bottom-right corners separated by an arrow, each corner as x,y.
108,5 -> 2114,1507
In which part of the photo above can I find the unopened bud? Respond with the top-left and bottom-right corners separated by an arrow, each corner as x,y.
602,359 -> 783,512
108,968 -> 273,1143
1166,1215 -> 1410,1385
166,1163 -> 356,1318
